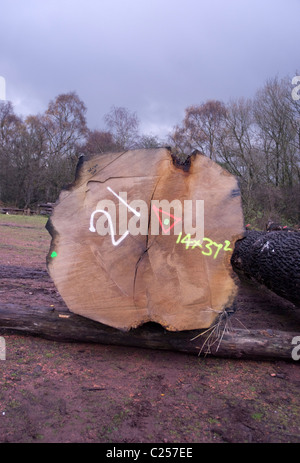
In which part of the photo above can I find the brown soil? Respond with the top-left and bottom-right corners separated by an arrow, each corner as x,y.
0,217 -> 300,443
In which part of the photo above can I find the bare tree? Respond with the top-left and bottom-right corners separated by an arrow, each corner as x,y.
167,87 -> 300,226
218,99 -> 253,174
217,98 -> 264,221
43,92 -> 87,158
136,133 -> 161,149
42,92 -> 88,199
167,124 -> 191,157
290,75 -> 300,183
0,101 -> 24,205
83,129 -> 118,155
104,106 -> 140,150
168,100 -> 227,160
253,76 -> 296,188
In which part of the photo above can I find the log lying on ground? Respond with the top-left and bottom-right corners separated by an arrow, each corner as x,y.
231,231 -> 300,307
2,150 -> 299,360
46,147 -> 245,332
0,302 -> 298,360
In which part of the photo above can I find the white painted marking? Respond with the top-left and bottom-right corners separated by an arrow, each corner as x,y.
89,209 -> 130,246
89,187 -> 141,246
107,186 -> 140,217
261,241 -> 270,252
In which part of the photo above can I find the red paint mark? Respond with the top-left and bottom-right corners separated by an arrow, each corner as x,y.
152,204 -> 182,234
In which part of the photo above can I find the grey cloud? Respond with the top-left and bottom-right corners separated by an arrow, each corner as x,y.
0,0 -> 299,139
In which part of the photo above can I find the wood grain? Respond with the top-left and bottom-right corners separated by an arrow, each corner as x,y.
46,148 -> 245,331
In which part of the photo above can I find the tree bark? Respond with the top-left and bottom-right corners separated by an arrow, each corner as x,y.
0,302 -> 297,361
231,230 -> 300,307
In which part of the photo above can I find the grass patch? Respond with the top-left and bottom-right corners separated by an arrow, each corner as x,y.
0,214 -> 48,227
0,214 -> 50,263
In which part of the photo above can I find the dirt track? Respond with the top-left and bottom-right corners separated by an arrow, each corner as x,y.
0,216 -> 300,443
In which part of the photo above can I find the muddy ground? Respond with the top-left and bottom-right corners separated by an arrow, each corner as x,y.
0,215 -> 299,444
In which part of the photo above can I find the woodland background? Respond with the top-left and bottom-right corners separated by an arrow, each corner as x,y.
0,75 -> 299,229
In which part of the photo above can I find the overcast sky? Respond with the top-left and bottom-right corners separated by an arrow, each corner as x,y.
0,0 -> 299,139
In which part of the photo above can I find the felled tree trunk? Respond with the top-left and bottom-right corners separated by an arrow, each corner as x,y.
0,301 -> 297,361
2,151 -> 298,360
231,230 -> 300,307
46,148 -> 245,332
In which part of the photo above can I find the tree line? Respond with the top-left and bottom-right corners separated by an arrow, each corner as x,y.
169,76 -> 300,228
0,75 -> 299,227
0,94 -> 161,210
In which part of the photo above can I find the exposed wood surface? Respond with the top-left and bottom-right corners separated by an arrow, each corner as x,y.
46,148 -> 245,332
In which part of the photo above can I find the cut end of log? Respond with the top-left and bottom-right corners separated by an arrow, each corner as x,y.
46,148 -> 245,332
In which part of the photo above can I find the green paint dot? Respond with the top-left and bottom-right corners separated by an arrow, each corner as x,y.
51,251 -> 57,259
163,218 -> 170,226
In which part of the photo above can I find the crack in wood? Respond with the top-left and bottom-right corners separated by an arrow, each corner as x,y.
132,177 -> 161,307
